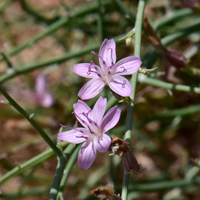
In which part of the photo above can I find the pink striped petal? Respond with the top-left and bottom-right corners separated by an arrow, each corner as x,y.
72,63 -> 100,78
114,56 -> 142,75
99,39 -> 116,68
108,75 -> 132,97
101,106 -> 121,132
78,141 -> 96,170
74,100 -> 91,128
94,133 -> 111,152
58,128 -> 87,144
78,78 -> 106,100
89,96 -> 106,125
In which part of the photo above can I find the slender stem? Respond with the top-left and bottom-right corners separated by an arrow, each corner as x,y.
161,19 -> 200,46
0,86 -> 63,157
49,144 -> 75,200
56,144 -> 81,200
0,35 -> 123,84
97,0 -> 104,42
0,143 -> 69,186
154,8 -> 193,29
0,19 -> 199,84
15,166 -> 38,200
20,0 -> 58,24
126,177 -> 200,191
114,0 -> 135,24
138,74 -> 200,94
121,0 -> 146,200
133,104 -> 200,128
0,0 -> 112,63
0,188 -> 49,198
185,66 -> 200,76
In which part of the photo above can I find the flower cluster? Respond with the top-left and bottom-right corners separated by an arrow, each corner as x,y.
58,39 -> 141,170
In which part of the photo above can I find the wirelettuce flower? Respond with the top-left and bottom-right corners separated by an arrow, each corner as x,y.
58,96 -> 121,170
72,39 -> 142,100
28,74 -> 54,107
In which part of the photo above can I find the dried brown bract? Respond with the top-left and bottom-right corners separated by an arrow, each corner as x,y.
109,137 -> 143,173
89,185 -> 122,200
143,17 -> 188,72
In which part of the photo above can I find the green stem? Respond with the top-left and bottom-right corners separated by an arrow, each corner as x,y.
154,8 -> 193,29
0,35 -> 123,84
49,144 -> 75,200
126,177 -> 200,191
161,19 -> 200,46
56,144 -> 81,200
0,86 -> 63,157
114,0 -> 135,24
15,166 -> 38,200
0,188 -> 49,198
0,143 -> 68,186
97,0 -> 104,42
121,1 -> 146,200
0,0 -> 112,63
134,104 -> 200,128
185,66 -> 200,76
138,74 -> 200,94
20,0 -> 59,24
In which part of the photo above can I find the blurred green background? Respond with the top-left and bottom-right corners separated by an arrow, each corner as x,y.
0,0 -> 200,199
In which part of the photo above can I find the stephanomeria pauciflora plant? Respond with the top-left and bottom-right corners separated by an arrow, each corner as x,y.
58,96 -> 121,170
72,39 -> 142,100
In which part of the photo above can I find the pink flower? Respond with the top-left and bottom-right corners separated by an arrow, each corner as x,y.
28,75 -> 54,107
72,39 -> 142,100
58,96 -> 121,170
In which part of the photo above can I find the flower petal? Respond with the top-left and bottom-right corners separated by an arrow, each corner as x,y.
58,128 -> 87,144
78,78 -> 106,100
35,75 -> 47,95
99,39 -> 116,68
89,96 -> 107,125
78,141 -> 96,170
40,92 -> 54,107
74,100 -> 91,127
94,133 -> 111,152
101,106 -> 121,132
72,63 -> 101,78
108,75 -> 132,97
114,56 -> 142,75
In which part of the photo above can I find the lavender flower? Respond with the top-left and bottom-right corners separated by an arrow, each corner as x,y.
58,96 -> 121,170
72,39 -> 142,100
28,74 -> 54,107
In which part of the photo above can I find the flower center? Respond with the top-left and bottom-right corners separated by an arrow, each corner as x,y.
73,111 -> 102,140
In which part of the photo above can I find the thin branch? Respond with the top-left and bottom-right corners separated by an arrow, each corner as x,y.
0,86 -> 63,157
